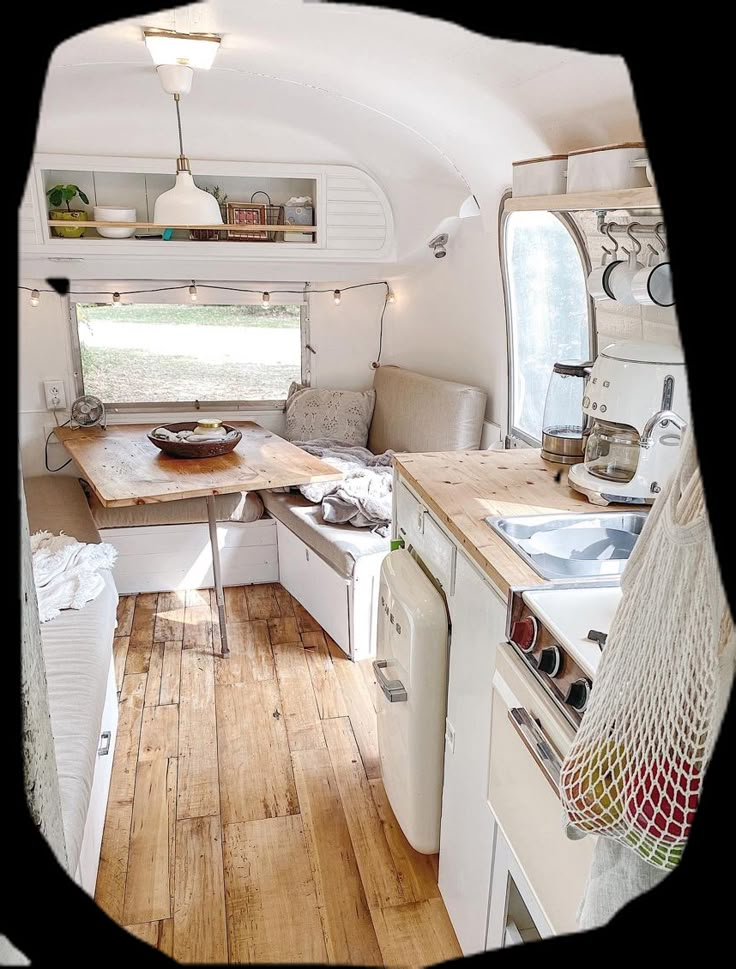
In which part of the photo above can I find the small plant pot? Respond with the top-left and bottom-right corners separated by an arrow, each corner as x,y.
50,209 -> 88,238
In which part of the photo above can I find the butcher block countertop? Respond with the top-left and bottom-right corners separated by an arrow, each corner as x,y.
394,447 -> 625,597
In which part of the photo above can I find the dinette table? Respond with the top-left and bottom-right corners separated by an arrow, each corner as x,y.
54,420 -> 342,657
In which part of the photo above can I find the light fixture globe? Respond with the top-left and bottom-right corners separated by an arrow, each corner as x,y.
154,166 -> 223,225
459,194 -> 481,218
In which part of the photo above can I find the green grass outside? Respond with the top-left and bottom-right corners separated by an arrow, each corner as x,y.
76,303 -> 301,327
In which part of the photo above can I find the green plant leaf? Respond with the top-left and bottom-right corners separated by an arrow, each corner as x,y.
77,190 -> 90,205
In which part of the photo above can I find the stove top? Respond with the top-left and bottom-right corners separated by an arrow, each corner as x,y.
521,586 -> 622,678
505,582 -> 622,728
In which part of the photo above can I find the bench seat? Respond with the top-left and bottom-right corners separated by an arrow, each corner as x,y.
261,491 -> 389,577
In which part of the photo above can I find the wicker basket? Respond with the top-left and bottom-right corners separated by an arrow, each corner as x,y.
189,204 -> 229,241
147,422 -> 242,459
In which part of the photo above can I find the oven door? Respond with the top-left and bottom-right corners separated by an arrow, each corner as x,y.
486,643 -> 595,941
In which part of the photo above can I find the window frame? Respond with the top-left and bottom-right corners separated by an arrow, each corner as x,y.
68,295 -> 311,413
498,190 -> 596,448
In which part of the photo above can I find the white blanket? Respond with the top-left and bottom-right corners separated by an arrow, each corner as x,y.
292,439 -> 394,533
31,531 -> 118,623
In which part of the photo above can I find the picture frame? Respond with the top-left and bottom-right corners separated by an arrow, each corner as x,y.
225,201 -> 267,241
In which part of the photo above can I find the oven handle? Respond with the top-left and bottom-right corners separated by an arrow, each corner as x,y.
372,660 -> 408,702
507,706 -> 562,796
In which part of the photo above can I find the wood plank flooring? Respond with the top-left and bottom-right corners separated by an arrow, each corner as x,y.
98,584 -> 461,966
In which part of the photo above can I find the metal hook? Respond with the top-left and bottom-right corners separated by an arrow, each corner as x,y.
626,222 -> 642,254
602,221 -> 619,253
654,222 -> 667,252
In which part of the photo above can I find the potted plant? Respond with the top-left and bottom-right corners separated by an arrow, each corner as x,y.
190,186 -> 228,240
47,184 -> 90,238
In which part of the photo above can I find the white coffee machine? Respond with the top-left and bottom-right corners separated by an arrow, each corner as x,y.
568,341 -> 690,505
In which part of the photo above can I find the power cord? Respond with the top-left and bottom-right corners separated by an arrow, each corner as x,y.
371,283 -> 391,370
45,418 -> 72,472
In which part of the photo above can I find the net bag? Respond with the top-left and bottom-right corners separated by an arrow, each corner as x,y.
560,431 -> 731,870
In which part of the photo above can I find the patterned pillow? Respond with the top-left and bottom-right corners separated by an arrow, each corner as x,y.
285,382 -> 376,447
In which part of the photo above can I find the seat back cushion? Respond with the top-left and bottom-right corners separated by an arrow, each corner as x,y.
23,475 -> 101,545
285,381 -> 376,447
368,365 -> 487,454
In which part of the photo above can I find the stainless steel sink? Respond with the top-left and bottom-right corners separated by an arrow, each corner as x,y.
485,511 -> 648,580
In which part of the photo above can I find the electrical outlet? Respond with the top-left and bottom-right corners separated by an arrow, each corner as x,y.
44,379 -> 66,410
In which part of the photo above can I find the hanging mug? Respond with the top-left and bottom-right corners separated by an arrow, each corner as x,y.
587,247 -> 621,300
632,226 -> 674,307
605,223 -> 644,304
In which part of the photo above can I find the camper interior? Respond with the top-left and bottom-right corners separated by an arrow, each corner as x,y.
14,1 -> 734,965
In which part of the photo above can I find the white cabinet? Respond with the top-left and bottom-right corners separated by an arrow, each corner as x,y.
486,828 -> 550,950
276,520 -> 351,653
75,658 -> 119,894
438,550 -> 506,955
395,481 -> 456,594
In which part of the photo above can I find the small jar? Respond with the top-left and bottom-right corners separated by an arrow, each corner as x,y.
193,419 -> 226,436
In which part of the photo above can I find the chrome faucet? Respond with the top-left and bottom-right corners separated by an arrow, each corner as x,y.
640,410 -> 687,449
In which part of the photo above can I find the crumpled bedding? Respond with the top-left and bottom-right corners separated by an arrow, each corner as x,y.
31,530 -> 118,623
291,439 -> 394,533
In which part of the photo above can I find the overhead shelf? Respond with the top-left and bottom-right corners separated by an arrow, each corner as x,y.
504,187 -> 660,213
47,220 -> 316,232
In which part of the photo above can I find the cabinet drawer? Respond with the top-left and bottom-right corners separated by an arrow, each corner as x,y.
396,482 -> 455,593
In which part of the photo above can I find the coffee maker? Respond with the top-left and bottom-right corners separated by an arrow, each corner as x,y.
568,341 -> 689,505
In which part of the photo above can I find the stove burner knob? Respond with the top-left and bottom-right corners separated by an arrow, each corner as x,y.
509,616 -> 539,654
565,679 -> 591,712
537,646 -> 562,678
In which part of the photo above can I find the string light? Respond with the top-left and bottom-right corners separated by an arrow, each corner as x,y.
112,292 -> 122,306
188,281 -> 198,301
262,292 -> 271,305
333,289 -> 342,305
30,289 -> 40,307
387,290 -> 395,304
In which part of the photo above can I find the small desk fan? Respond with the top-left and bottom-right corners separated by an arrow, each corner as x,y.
70,394 -> 106,429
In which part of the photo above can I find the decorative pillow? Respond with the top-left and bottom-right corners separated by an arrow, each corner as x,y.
285,382 -> 376,447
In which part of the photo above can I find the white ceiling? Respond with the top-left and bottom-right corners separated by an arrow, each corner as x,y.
35,0 -> 642,255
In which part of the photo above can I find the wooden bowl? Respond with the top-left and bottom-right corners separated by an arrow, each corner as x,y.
147,422 -> 242,459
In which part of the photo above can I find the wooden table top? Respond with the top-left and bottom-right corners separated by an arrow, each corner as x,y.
394,447 -> 634,597
56,421 -> 343,508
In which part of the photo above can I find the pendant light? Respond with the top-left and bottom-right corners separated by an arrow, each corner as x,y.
153,66 -> 223,227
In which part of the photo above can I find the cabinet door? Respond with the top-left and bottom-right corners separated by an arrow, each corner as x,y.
438,552 -> 506,955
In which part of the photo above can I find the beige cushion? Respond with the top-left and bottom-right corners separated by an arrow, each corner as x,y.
368,365 -> 487,454
285,381 -> 376,447
86,488 -> 264,528
24,475 -> 101,545
261,490 -> 388,577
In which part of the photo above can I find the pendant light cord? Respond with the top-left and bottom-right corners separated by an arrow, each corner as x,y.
174,94 -> 185,158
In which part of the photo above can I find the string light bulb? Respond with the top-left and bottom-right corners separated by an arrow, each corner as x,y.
333,289 -> 342,305
30,289 -> 40,307
262,292 -> 271,305
189,282 -> 198,301
387,290 -> 395,304
112,292 -> 122,307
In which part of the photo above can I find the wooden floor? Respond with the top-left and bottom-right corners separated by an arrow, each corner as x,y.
97,583 -> 461,966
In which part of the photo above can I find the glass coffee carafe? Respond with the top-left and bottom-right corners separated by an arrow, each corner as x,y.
584,419 -> 642,482
540,361 -> 594,465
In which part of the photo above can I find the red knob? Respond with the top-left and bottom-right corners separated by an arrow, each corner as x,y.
509,616 -> 538,653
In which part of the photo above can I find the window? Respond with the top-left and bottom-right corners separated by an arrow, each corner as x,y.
71,301 -> 307,408
501,202 -> 593,445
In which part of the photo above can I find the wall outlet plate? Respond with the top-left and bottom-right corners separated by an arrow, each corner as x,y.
43,379 -> 66,410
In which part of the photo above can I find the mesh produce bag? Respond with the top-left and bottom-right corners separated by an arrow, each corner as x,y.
560,431 -> 731,870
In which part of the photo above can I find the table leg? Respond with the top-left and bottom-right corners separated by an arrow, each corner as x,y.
206,495 -> 229,657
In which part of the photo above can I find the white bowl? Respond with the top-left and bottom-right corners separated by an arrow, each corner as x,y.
94,205 -> 137,239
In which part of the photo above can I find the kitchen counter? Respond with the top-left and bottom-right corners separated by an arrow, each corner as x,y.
394,447 -> 625,596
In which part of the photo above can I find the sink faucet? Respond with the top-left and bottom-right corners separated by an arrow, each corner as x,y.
640,410 -> 687,449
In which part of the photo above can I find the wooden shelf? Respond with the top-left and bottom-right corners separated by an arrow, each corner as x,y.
47,220 -> 316,232
504,187 -> 660,213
